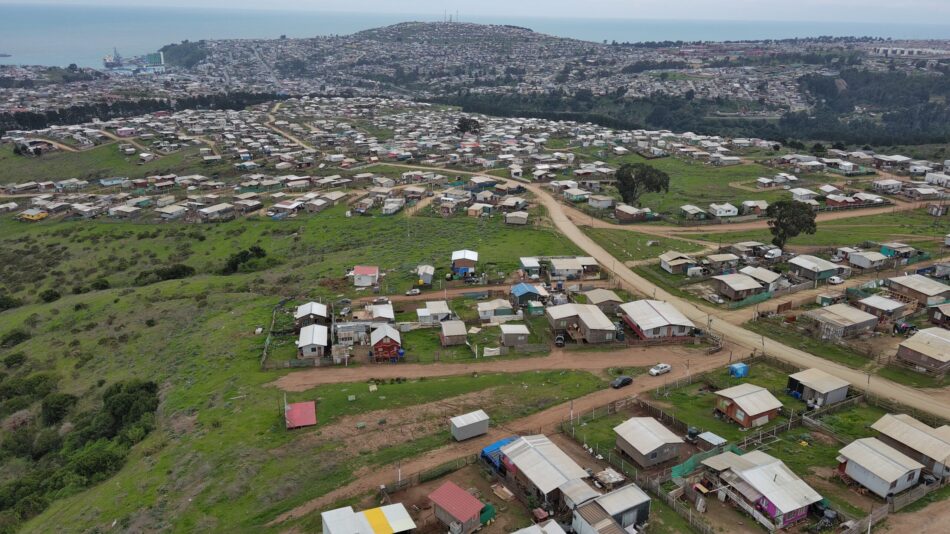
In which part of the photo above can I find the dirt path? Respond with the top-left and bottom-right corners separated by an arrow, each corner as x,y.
878,498 -> 950,534
268,358 -> 725,525
97,130 -> 151,153
266,102 -> 314,150
33,138 -> 79,153
273,344 -> 734,391
519,180 -> 950,419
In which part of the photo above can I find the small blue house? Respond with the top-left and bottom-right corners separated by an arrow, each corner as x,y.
510,282 -> 542,305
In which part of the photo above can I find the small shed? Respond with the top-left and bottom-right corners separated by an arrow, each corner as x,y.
500,324 -> 530,346
440,320 -> 469,346
450,410 -> 490,441
428,481 -> 485,534
786,368 -> 850,406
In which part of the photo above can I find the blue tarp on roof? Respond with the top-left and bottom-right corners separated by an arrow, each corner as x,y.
481,436 -> 517,469
510,283 -> 539,298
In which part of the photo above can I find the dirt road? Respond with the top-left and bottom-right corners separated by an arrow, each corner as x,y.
268,359 -> 722,525
522,180 -> 950,419
96,130 -> 151,153
265,102 -> 314,150
274,344 -> 734,391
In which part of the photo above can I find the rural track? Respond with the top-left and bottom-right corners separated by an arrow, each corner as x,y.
268,356 -> 729,526
265,102 -> 315,150
273,344 -> 734,391
96,129 -> 151,153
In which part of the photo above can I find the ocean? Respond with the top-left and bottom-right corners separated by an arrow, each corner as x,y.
2,3 -> 950,68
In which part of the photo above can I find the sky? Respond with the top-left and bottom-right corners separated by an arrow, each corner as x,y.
5,0 -> 950,24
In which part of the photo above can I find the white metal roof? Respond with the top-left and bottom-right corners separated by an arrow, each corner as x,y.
451,249 -> 479,262
297,324 -> 328,347
558,478 -> 601,507
788,368 -> 850,394
619,300 -> 694,330
513,520 -> 567,534
295,301 -> 328,320
858,295 -> 905,312
441,320 -> 468,337
370,324 -> 401,346
715,383 -> 782,415
500,324 -> 530,335
426,300 -> 451,315
713,273 -> 763,292
501,435 -> 589,494
614,417 -> 684,454
838,438 -> 924,483
450,409 -> 489,428
371,303 -> 395,321
520,257 -> 541,269
872,413 -> 950,463
899,327 -> 950,363
789,254 -> 838,273
736,457 -> 822,514
596,484 -> 650,515
583,288 -> 622,305
546,303 -> 615,331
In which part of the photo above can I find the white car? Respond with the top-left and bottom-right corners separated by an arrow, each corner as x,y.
828,276 -> 845,285
649,363 -> 672,376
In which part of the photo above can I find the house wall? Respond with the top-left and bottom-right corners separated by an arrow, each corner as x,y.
616,437 -> 680,468
373,339 -> 400,360
715,398 -> 777,428
844,460 -> 919,498
895,346 -> 950,376
354,274 -> 377,287
876,434 -> 950,478
502,333 -> 529,346
888,283 -> 949,306
451,420 -> 489,441
441,334 -> 467,346
433,503 -> 480,534
581,324 -> 615,344
297,344 -> 325,359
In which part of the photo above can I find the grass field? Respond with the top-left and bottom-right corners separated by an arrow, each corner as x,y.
581,226 -> 707,262
570,149 -> 808,215
2,271 -> 605,532
0,204 -> 581,301
684,209 -> 950,253
0,143 -> 233,184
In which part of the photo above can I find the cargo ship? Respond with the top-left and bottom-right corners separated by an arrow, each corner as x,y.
103,48 -> 123,69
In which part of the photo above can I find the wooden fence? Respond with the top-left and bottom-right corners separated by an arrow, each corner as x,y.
259,298 -> 290,369
889,479 -> 949,512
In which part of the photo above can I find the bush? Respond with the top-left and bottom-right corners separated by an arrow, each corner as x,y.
89,278 -> 110,290
2,353 -> 25,369
134,264 -> 195,286
221,246 -> 267,274
41,393 -> 77,425
38,289 -> 61,303
0,295 -> 21,312
0,330 -> 30,349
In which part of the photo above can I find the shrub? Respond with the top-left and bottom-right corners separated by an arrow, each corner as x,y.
38,289 -> 61,303
2,353 -> 25,369
41,393 -> 77,425
0,330 -> 30,349
89,278 -> 110,290
0,295 -> 21,312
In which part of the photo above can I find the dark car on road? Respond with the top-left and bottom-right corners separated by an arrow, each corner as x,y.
610,375 -> 633,389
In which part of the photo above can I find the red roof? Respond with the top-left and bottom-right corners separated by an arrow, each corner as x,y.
353,265 -> 379,276
428,481 -> 483,523
285,401 -> 317,429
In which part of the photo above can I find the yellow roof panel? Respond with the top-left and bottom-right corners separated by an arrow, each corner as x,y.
361,507 -> 394,534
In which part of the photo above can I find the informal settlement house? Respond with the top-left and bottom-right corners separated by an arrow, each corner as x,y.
871,414 -> 950,479
836,438 -> 924,499
582,288 -> 623,315
572,485 -> 651,534
804,303 -> 878,340
786,368 -> 850,406
886,275 -> 950,306
714,384 -> 782,428
896,327 -> 950,377
321,504 -> 416,534
788,255 -> 849,281
614,417 -> 684,468
545,303 -> 616,344
619,300 -> 694,340
712,273 -> 765,301
352,265 -> 380,287
428,481 -> 486,534
296,324 -> 328,360
856,294 -> 909,322
294,301 -> 328,331
701,450 -> 822,531
451,249 -> 479,277
499,435 -> 590,506
370,324 -> 401,362
659,251 -> 696,275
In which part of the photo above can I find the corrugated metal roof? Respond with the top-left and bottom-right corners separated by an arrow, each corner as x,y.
899,327 -> 950,362
619,300 -> 694,331
452,249 -> 479,262
425,301 -> 451,315
872,413 -> 950,462
713,273 -> 763,292
297,324 -> 328,347
584,288 -> 622,305
512,520 -> 567,534
501,435 -> 589,494
370,324 -> 401,346
441,320 -> 468,337
788,368 -> 850,394
737,459 -> 822,514
790,254 -> 838,273
614,417 -> 683,455
739,266 -> 782,285
596,484 -> 650,515
839,438 -> 924,483
546,304 -> 615,331
450,410 -> 489,428
295,301 -> 328,320
858,295 -> 905,312
805,304 -> 877,328
500,324 -> 530,335
559,478 -> 601,507
715,383 -> 782,415
575,502 -> 625,534
889,275 -> 950,296
428,481 -> 483,523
